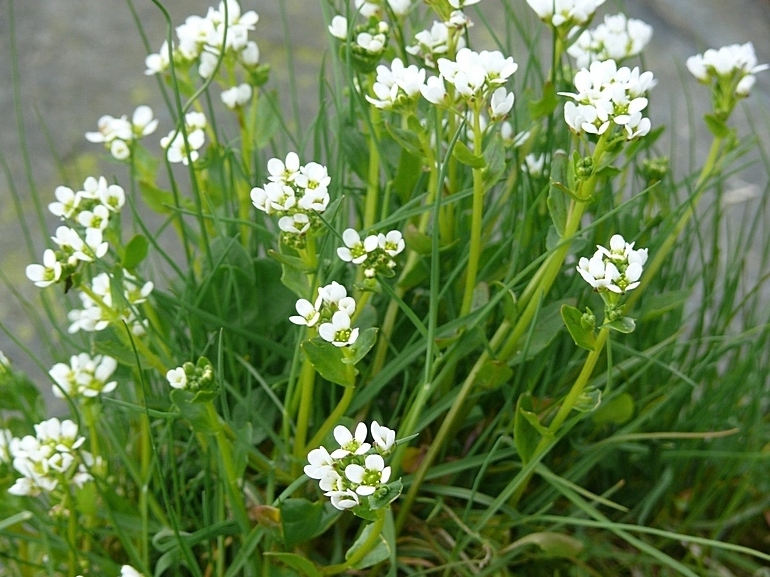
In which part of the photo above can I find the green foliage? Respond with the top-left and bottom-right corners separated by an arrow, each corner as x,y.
1,1 -> 769,576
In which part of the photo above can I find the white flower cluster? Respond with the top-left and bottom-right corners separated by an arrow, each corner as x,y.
366,58 -> 426,110
329,16 -> 390,57
251,152 -> 331,237
421,48 -> 517,120
4,418 -> 96,498
353,0 -> 411,19
523,153 -> 546,177
687,42 -> 769,98
577,234 -> 648,294
526,0 -> 606,28
85,105 -> 158,160
26,176 -> 126,288
567,13 -> 653,69
337,228 -> 405,278
160,111 -> 208,165
305,421 -> 397,511
221,83 -> 253,109
145,0 -> 260,78
68,270 -> 153,335
561,59 -> 655,139
289,282 -> 360,347
49,353 -> 118,400
406,18 -> 468,68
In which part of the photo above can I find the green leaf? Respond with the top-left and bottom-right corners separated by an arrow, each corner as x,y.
548,152 -> 570,235
514,392 -> 552,464
121,234 -> 149,270
385,122 -> 422,156
280,260 -> 311,299
561,304 -> 597,351
593,392 -> 635,425
603,316 -> 636,334
170,390 -> 221,434
265,553 -> 320,577
392,148 -> 423,204
138,180 -> 188,214
254,90 -> 280,149
704,113 -> 731,139
280,498 -> 325,549
528,82 -> 558,119
511,299 -> 576,363
452,140 -> 486,168
509,532 -> 584,558
638,289 -> 690,321
346,522 -> 390,570
301,339 -> 357,387
368,480 -> 403,511
476,359 -> 513,390
482,135 -> 506,188
343,328 -> 378,366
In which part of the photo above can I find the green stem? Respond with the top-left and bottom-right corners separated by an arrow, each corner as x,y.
207,403 -> 251,534
506,328 -> 610,509
306,385 -> 355,451
292,359 -> 316,476
364,106 -> 382,230
460,105 -> 486,317
321,511 -> 386,576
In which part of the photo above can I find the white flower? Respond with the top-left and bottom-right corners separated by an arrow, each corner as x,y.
370,421 -> 396,453
526,0 -> 606,27
85,115 -> 132,145
378,230 -> 405,257
388,0 -> 411,15
294,162 -> 331,192
523,153 -> 546,176
420,75 -> 448,105
120,566 -> 145,577
331,423 -> 371,458
328,15 -> 348,40
561,59 -> 654,139
77,204 -> 110,231
298,187 -> 330,212
344,454 -> 392,496
161,128 -> 206,165
304,446 -> 336,480
337,229 -> 378,264
132,105 -> 159,137
568,13 -> 653,69
26,250 -> 62,288
221,83 -> 253,109
317,281 -> 348,307
166,367 -> 188,390
278,213 -> 310,235
241,41 -> 260,67
319,311 -> 359,347
267,152 -> 301,184
687,42 -> 769,99
366,58 -> 426,110
576,234 -> 648,293
48,186 -> 81,220
145,40 -> 172,75
356,31 -> 386,54
289,298 -> 320,326
99,184 -> 126,212
326,488 -> 359,510
489,87 -> 514,120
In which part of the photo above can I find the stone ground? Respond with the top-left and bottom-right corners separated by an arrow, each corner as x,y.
0,0 -> 768,406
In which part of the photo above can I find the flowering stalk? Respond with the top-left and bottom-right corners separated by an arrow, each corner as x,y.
459,102 -> 486,316
321,510 -> 385,576
292,358 -> 318,475
364,103 -> 382,231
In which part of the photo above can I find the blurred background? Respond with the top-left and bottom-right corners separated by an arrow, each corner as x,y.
1,0 -> 768,406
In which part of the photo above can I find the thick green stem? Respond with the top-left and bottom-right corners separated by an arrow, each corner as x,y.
292,359 -> 316,476
321,511 -> 386,576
